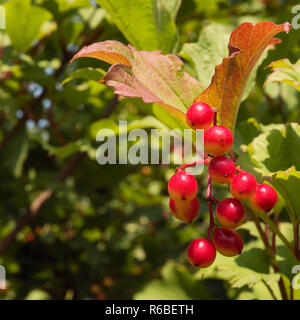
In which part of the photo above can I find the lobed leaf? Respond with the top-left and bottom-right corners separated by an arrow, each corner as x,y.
196,239 -> 280,290
237,123 -> 300,178
71,41 -> 204,128
194,22 -> 291,132
265,58 -> 300,91
272,167 -> 300,223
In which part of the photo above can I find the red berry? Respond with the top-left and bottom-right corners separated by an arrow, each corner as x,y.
169,197 -> 199,223
168,171 -> 198,201
213,227 -> 244,257
216,198 -> 245,228
186,102 -> 214,130
230,172 -> 256,200
250,184 -> 278,212
187,238 -> 216,268
208,156 -> 236,184
204,126 -> 233,155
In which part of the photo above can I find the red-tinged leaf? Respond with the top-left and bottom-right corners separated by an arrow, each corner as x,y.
70,41 -> 204,127
70,40 -> 132,66
194,22 -> 291,132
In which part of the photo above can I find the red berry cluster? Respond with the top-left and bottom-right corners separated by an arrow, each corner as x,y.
168,102 -> 278,268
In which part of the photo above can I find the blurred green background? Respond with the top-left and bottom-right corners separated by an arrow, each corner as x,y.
0,0 -> 299,300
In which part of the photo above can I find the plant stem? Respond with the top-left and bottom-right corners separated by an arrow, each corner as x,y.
206,176 -> 215,239
213,109 -> 217,126
293,222 -> 300,260
235,167 -> 247,174
256,210 -> 295,258
261,279 -> 278,300
272,212 -> 279,255
248,208 -> 288,300
176,158 -> 209,172
265,221 -> 270,246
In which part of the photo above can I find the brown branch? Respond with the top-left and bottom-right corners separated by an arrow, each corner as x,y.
0,152 -> 85,255
272,212 -> 279,255
0,115 -> 27,153
47,103 -> 66,146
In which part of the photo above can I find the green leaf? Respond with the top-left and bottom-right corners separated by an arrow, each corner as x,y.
121,98 -> 190,133
162,0 -> 182,20
97,0 -> 178,53
196,239 -> 280,289
90,116 -> 166,138
134,261 -> 213,300
265,59 -> 300,91
272,167 -> 300,223
62,68 -> 106,85
4,0 -> 52,52
55,0 -> 91,12
274,223 -> 299,279
181,24 -> 231,89
25,289 -> 50,300
234,118 -> 262,153
237,123 -> 300,178
31,135 -> 93,159
3,125 -> 29,178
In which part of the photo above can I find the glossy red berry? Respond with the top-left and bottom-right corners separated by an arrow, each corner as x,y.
230,172 -> 256,200
204,126 -> 233,155
186,102 -> 214,130
168,171 -> 198,201
169,197 -> 199,223
208,156 -> 236,184
216,198 -> 245,228
187,238 -> 216,268
213,227 -> 244,257
250,184 -> 278,212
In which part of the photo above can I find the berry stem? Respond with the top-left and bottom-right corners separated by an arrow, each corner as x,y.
176,158 -> 209,172
206,176 -> 215,239
293,222 -> 300,260
265,220 -> 270,246
272,212 -> 279,255
213,108 -> 217,126
235,167 -> 247,174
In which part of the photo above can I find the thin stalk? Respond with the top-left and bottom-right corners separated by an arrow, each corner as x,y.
176,158 -> 209,172
256,210 -> 295,258
248,208 -> 288,300
272,212 -> 279,255
293,222 -> 300,260
261,279 -> 278,300
213,109 -> 217,126
206,176 -> 215,239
